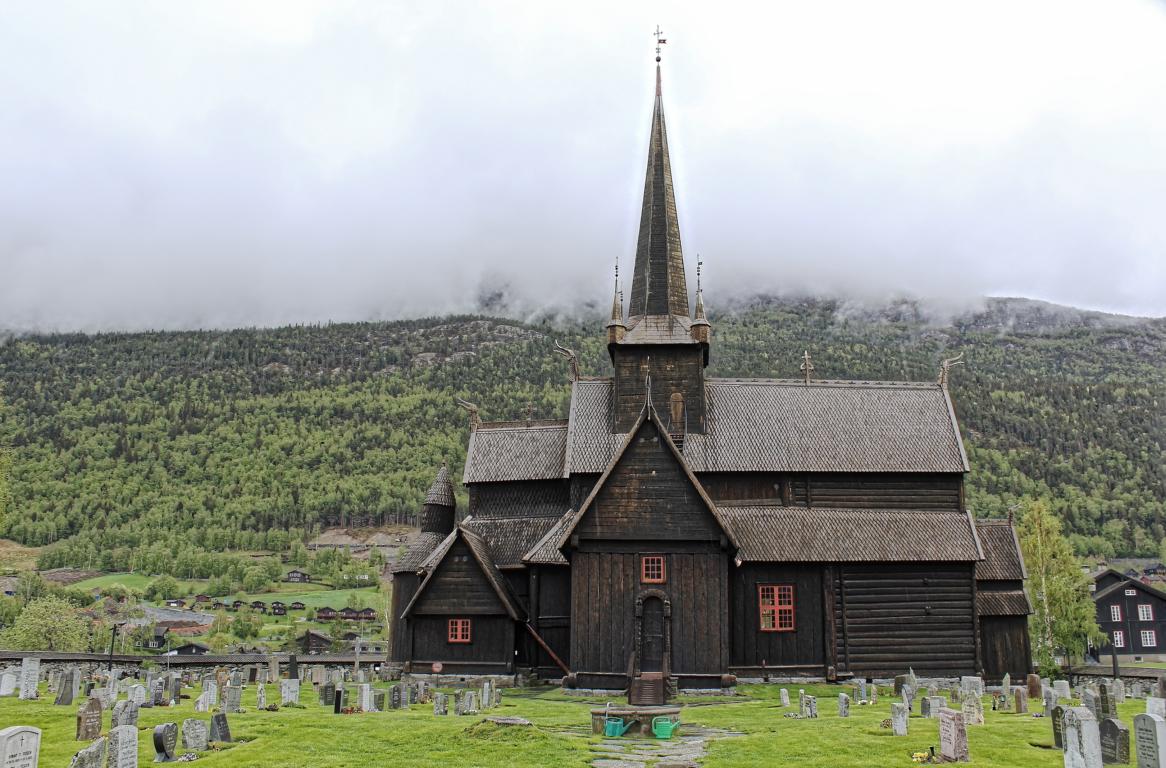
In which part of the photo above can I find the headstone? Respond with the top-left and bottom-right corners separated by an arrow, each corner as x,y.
193,693 -> 209,713
1001,673 -> 1011,696
203,681 -> 218,708
1028,674 -> 1043,699
894,674 -> 910,695
229,669 -> 242,687
481,681 -> 492,709
870,684 -> 878,704
779,688 -> 789,707
1063,706 -> 1103,768
1045,686 -> 1057,714
168,677 -> 181,705
374,690 -> 386,711
256,684 -> 266,710
1101,717 -> 1131,765
1100,684 -> 1117,719
1116,680 -> 1127,705
0,672 -> 16,696
390,684 -> 403,710
962,694 -> 984,726
128,685 -> 146,706
1053,705 -> 1066,749
333,689 -> 343,714
76,697 -> 103,741
56,669 -> 78,706
112,700 -> 139,729
960,676 -> 984,699
1015,687 -> 1029,714
0,726 -> 41,768
19,658 -> 40,700
280,679 -> 299,706
319,682 -> 334,707
902,685 -> 916,713
857,678 -> 868,702
1055,680 -> 1072,701
358,684 -> 374,713
939,707 -> 970,762
287,655 -> 298,681
1150,698 -> 1166,719
68,735 -> 105,768
407,684 -> 417,706
1083,690 -> 1100,721
1135,713 -> 1166,768
805,695 -> 818,718
922,696 -> 947,719
468,691 -> 480,714
223,685 -> 242,713
891,703 -> 908,736
434,693 -> 447,716
108,725 -> 138,768
181,720 -> 207,752
151,680 -> 166,707
454,693 -> 465,716
838,693 -> 850,718
152,723 -> 177,763
267,656 -> 279,682
209,713 -> 232,743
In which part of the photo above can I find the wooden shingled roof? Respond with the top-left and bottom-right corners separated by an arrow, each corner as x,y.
463,515 -> 562,569
403,525 -> 525,620
717,506 -> 983,563
464,377 -> 970,484
974,519 -> 1027,581
977,590 -> 1032,617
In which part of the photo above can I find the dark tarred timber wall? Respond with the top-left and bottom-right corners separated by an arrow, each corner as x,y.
832,564 -> 977,677
730,564 -> 825,674
408,616 -> 514,674
612,346 -> 705,433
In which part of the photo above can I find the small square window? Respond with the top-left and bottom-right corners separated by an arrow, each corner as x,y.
641,556 -> 665,584
1142,630 -> 1157,648
448,618 -> 471,644
1126,589 -> 1138,596
1113,630 -> 1126,649
1139,604 -> 1154,622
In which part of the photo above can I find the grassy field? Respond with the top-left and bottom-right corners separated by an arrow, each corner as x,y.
0,681 -> 1142,767
0,538 -> 43,571
68,573 -> 382,611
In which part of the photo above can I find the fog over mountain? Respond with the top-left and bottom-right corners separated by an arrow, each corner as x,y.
2,1 -> 1165,332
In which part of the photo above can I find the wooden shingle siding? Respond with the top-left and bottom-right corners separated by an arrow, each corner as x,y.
698,473 -> 962,510
834,564 -> 977,677
612,346 -> 706,433
469,480 -> 569,519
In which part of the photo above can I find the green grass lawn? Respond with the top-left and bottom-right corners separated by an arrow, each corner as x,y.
0,681 -> 1143,767
70,573 -> 203,593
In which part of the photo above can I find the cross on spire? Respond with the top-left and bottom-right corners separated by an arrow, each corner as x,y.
800,350 -> 815,385
653,25 -> 667,62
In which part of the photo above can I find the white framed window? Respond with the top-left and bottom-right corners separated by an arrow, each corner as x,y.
1142,630 -> 1157,648
1111,605 -> 1122,622
1140,604 -> 1154,621
1126,589 -> 1138,596
1114,630 -> 1126,648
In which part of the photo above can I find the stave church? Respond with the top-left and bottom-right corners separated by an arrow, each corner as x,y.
388,61 -> 1031,702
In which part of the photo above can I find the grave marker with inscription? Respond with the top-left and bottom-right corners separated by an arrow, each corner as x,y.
108,725 -> 138,768
76,697 -> 103,741
0,726 -> 41,768
1101,717 -> 1130,765
938,707 -> 969,762
1135,712 -> 1166,768
67,735 -> 105,768
152,723 -> 178,763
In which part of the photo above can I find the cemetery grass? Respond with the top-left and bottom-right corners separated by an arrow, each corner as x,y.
4,682 -> 1144,768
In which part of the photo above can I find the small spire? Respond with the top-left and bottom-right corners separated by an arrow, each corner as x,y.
800,350 -> 815,385
608,261 -> 625,325
693,257 -> 708,324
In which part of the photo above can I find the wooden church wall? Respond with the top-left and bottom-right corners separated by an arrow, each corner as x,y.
612,346 -> 706,433
529,566 -> 572,675
411,540 -> 505,615
570,550 -> 728,678
729,564 -> 825,673
980,616 -> 1032,683
409,615 -> 514,673
833,564 -> 977,677
698,472 -> 962,511
388,571 -> 418,663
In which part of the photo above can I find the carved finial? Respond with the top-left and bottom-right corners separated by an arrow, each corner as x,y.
554,342 -> 580,381
937,352 -> 965,389
455,398 -> 480,432
800,350 -> 815,385
644,356 -> 652,406
526,401 -> 535,425
653,25 -> 667,63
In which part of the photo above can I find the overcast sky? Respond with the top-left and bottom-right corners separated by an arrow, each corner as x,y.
2,1 -> 1164,331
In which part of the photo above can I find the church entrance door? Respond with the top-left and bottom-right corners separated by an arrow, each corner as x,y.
640,596 -> 665,673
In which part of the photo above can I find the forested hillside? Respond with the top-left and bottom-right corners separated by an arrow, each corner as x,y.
0,296 -> 1163,574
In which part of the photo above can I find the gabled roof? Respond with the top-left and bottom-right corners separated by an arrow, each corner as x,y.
974,519 -> 1027,581
402,525 -> 524,620
391,531 -> 447,573
523,510 -> 574,565
718,506 -> 984,563
554,403 -> 738,550
463,515 -> 562,569
462,420 -> 568,483
1094,575 -> 1166,604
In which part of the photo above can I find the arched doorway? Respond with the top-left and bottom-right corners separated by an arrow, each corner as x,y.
641,597 -> 665,672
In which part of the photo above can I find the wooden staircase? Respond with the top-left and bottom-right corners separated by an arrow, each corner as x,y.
628,672 -> 665,706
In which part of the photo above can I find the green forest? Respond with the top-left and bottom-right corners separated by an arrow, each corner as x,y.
0,296 -> 1162,575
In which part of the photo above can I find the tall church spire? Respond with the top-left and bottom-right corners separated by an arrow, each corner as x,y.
627,65 -> 689,319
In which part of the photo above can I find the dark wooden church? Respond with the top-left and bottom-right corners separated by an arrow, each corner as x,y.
389,64 -> 1031,698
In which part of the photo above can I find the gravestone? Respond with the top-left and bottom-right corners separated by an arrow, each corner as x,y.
481,681 -> 491,709
1084,690 -> 1101,721
0,672 -> 16,696
805,695 -> 818,718
223,685 -> 242,713
19,657 -> 40,700
193,693 -> 210,712
1063,706 -> 1103,768
68,735 -> 105,768
151,680 -> 165,707
203,681 -> 218,708
1101,717 -> 1131,765
56,668 -> 78,706
280,679 -> 299,706
838,693 -> 850,718
168,676 -> 181,705
799,691 -> 809,717
374,690 -> 386,711
128,685 -> 146,705
1053,705 -> 1067,749
229,669 -> 242,687
390,684 -> 403,710
493,687 -> 502,707
112,700 -> 139,729
468,691 -> 480,714
1116,680 -> 1127,704
894,674 -> 910,695
333,689 -> 343,714
961,694 -> 984,726
0,726 -> 41,768
267,656 -> 279,682
1150,698 -> 1166,719
434,693 -> 447,716
857,679 -> 868,702
320,682 -> 334,706
256,684 -> 266,710
902,685 -> 916,713
1055,679 -> 1072,701
76,697 -> 103,741
287,654 -> 298,680
1015,687 -> 1028,714
1028,673 -> 1043,699
1001,673 -> 1011,696
780,688 -> 789,707
891,703 -> 908,736
209,713 -> 232,743
152,723 -> 178,763
181,720 -> 207,752
1135,712 -> 1166,768
454,693 -> 465,716
923,696 -> 947,719
358,684 -> 374,713
1100,684 -> 1117,719
870,684 -> 878,704
108,725 -> 138,768
939,707 -> 969,762
960,676 -> 984,699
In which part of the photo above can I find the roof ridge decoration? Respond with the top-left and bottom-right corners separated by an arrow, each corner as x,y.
554,400 -> 738,552
627,63 -> 689,321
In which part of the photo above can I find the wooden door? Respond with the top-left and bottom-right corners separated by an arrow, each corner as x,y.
641,597 -> 666,672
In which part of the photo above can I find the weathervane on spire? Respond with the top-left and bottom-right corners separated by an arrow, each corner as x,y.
653,25 -> 667,62
696,257 -> 702,293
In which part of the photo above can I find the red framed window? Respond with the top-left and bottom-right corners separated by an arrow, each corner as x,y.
759,584 -> 795,632
447,618 -> 472,643
641,555 -> 666,584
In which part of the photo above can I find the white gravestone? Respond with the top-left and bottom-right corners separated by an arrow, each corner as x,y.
19,658 -> 40,700
0,726 -> 41,768
1135,712 -> 1166,768
1063,706 -> 1103,768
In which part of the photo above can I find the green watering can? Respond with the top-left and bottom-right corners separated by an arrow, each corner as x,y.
604,717 -> 634,738
652,716 -> 680,739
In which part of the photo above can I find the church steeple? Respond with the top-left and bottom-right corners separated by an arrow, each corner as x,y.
627,65 -> 689,320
